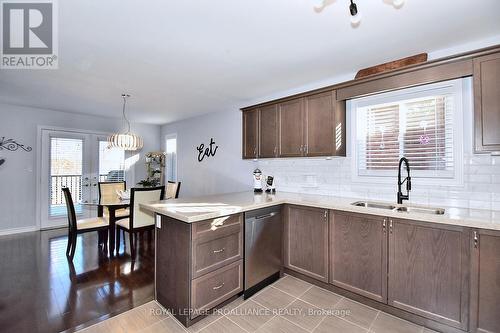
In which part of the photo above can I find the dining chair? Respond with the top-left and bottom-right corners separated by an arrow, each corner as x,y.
166,181 -> 181,199
62,187 -> 110,261
115,186 -> 165,257
98,181 -> 130,220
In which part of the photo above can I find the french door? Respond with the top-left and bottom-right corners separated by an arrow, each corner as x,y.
40,128 -> 125,229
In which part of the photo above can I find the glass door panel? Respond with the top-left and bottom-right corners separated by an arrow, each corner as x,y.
49,137 -> 84,217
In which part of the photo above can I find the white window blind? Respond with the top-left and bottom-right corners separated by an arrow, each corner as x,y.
352,79 -> 465,182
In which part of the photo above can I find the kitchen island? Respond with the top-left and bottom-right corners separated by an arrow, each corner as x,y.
142,191 -> 500,333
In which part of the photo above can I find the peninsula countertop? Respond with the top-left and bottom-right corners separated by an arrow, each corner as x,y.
140,191 -> 500,231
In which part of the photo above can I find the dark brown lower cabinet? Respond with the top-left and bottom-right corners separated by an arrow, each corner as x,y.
156,213 -> 243,327
284,205 -> 329,282
388,218 -> 470,330
470,229 -> 500,333
329,211 -> 387,303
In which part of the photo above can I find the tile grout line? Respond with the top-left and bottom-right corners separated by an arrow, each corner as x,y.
304,294 -> 345,333
366,310 -> 381,333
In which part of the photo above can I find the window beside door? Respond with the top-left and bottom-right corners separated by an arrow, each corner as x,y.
350,78 -> 467,186
165,135 -> 177,182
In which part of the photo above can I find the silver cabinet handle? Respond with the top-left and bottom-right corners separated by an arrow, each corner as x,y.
473,231 -> 479,248
212,283 -> 225,290
213,248 -> 225,254
389,219 -> 393,234
383,218 -> 387,233
274,146 -> 277,156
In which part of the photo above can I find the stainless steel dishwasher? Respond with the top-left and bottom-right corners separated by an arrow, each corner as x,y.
244,206 -> 282,299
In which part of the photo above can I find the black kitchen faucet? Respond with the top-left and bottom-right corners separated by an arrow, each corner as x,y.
397,157 -> 411,204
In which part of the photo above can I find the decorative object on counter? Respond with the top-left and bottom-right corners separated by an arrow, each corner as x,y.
0,137 -> 32,152
265,175 -> 276,193
314,0 -> 405,26
253,168 -> 263,193
0,158 -> 4,166
107,94 -> 144,151
196,138 -> 218,162
137,151 -> 166,187
355,53 -> 428,79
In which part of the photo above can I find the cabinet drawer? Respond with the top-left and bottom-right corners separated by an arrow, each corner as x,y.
191,260 -> 243,318
192,214 -> 242,242
192,230 -> 242,278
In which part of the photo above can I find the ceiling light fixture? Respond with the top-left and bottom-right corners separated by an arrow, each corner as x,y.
317,0 -> 404,26
349,0 -> 362,25
107,94 -> 144,151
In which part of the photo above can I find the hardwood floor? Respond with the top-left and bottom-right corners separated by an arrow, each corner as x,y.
0,228 -> 154,333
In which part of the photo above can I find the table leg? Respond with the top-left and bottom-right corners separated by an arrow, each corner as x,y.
109,208 -> 116,257
97,205 -> 104,248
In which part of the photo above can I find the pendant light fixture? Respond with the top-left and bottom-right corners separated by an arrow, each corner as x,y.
315,0 -> 405,25
107,94 -> 144,151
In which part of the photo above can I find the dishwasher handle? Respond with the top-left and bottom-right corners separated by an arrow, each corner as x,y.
254,212 -> 279,220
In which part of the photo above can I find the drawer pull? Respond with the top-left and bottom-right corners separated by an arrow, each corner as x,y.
213,248 -> 225,254
212,283 -> 225,290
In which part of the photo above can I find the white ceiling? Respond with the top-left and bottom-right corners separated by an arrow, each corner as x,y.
1,0 -> 499,125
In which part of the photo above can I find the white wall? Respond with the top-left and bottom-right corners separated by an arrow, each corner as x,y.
0,103 -> 161,234
161,110 -> 255,197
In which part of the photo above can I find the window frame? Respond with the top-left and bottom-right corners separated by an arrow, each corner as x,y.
349,78 -> 466,186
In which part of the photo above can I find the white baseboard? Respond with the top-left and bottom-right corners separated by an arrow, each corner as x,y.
0,226 -> 38,236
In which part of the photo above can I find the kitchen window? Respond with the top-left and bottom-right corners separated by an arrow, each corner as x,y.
350,78 -> 467,185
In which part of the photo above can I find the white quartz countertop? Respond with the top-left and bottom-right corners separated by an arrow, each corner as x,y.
140,191 -> 500,231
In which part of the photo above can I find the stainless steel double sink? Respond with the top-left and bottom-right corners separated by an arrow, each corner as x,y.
351,201 -> 445,215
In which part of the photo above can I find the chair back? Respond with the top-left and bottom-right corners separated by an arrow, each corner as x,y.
129,186 -> 165,230
166,181 -> 181,199
98,181 -> 126,204
62,187 -> 77,231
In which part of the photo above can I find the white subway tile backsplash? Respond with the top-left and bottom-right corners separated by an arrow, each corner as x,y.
258,153 -> 500,211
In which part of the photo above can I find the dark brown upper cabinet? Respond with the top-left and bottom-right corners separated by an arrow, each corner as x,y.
259,104 -> 279,158
242,108 -> 259,159
241,90 -> 346,159
305,91 -> 337,156
278,98 -> 305,157
329,211 -> 387,303
470,229 -> 500,333
388,218 -> 469,331
474,52 -> 500,153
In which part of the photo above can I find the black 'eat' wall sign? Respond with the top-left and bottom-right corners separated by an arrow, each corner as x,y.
196,138 -> 219,162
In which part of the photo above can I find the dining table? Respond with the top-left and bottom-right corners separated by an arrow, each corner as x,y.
83,199 -> 130,256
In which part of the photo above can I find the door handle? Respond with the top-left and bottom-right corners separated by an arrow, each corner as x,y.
213,248 -> 225,254
473,231 -> 479,248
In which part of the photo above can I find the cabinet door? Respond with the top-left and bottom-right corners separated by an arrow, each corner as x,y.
284,205 -> 329,282
470,229 -> 500,333
330,212 -> 387,303
259,104 -> 279,158
388,219 -> 469,330
304,91 -> 335,156
279,99 -> 304,157
242,109 -> 259,159
474,52 -> 500,152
